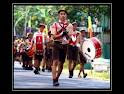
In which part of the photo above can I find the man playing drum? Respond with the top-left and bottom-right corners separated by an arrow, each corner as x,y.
78,29 -> 87,78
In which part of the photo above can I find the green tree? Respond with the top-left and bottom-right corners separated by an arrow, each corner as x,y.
14,5 -> 110,36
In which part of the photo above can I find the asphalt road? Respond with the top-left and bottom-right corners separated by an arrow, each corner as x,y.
13,61 -> 110,90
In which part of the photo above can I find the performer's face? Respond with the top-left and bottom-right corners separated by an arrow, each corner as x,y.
58,11 -> 67,21
73,24 -> 77,31
39,26 -> 45,32
28,34 -> 33,39
81,31 -> 86,37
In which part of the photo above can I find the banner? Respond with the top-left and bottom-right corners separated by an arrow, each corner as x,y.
88,16 -> 93,38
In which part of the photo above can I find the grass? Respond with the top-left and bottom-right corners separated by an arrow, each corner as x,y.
62,69 -> 110,81
84,70 -> 110,81
38,59 -> 110,81
63,59 -> 110,81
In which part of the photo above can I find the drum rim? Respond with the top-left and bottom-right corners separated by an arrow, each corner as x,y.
91,37 -> 102,58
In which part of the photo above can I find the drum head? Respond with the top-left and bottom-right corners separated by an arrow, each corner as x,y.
82,39 -> 96,60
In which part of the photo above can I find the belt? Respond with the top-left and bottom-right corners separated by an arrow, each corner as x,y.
61,44 -> 68,46
54,41 -> 62,44
69,44 -> 76,47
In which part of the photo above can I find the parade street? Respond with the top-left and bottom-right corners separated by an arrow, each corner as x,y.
13,61 -> 110,90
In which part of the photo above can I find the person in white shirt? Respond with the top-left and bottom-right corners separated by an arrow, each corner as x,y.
30,23 -> 45,74
67,22 -> 80,78
78,29 -> 87,78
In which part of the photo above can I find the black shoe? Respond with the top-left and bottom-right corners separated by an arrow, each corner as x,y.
22,65 -> 25,68
83,73 -> 87,78
53,81 -> 59,86
38,68 -> 40,71
42,68 -> 45,72
69,75 -> 73,78
53,78 -> 59,86
22,66 -> 26,69
34,70 -> 40,74
46,66 -> 49,70
27,67 -> 33,70
69,71 -> 73,78
25,66 -> 29,70
48,69 -> 52,72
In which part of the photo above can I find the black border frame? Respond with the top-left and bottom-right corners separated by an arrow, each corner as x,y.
11,3 -> 112,93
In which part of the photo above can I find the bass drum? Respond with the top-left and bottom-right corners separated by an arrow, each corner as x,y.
82,37 -> 102,60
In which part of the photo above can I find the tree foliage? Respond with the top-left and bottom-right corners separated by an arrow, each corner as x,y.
14,5 -> 110,36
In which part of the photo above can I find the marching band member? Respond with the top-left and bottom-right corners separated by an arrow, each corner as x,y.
46,31 -> 53,72
41,31 -> 49,72
24,32 -> 34,70
78,29 -> 87,78
67,22 -> 80,78
20,36 -> 29,69
42,30 -> 53,72
50,9 -> 73,86
30,23 -> 46,74
15,38 -> 22,63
